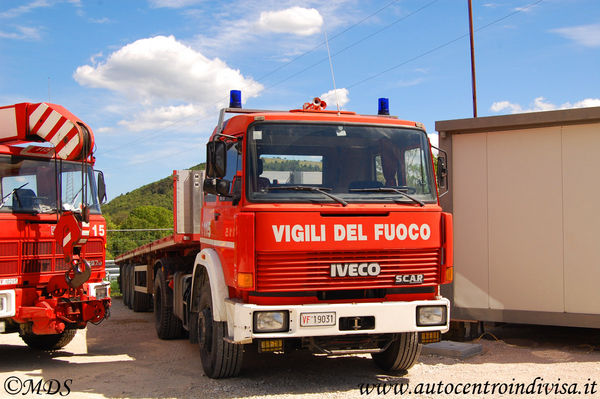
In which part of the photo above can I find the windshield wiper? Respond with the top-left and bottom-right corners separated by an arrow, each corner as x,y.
269,186 -> 348,206
0,182 -> 29,209
349,187 -> 425,207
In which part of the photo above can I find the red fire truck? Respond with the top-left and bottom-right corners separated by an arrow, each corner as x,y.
116,91 -> 452,378
0,102 -> 110,350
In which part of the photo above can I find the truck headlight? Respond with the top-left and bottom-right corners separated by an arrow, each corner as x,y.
416,305 -> 447,326
88,282 -> 110,300
0,290 -> 16,318
253,311 -> 289,333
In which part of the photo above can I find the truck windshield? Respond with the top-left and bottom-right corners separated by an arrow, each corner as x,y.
0,155 -> 101,214
247,123 -> 437,204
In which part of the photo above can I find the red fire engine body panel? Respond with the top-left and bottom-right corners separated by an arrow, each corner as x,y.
0,102 -> 109,337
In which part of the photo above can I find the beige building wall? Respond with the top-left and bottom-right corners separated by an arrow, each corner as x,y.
562,124 -> 600,314
438,108 -> 600,323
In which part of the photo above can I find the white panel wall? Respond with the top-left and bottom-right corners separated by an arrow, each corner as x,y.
562,124 -> 600,314
452,134 -> 489,309
451,123 -> 600,315
486,128 -> 563,312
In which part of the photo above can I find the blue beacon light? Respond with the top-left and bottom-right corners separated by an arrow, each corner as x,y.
378,98 -> 389,115
229,90 -> 242,108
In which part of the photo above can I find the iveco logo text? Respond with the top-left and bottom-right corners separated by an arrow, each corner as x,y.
330,263 -> 381,277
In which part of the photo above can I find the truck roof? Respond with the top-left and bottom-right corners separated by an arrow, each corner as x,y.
215,107 -> 427,139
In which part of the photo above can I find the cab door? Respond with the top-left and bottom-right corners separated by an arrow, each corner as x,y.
206,138 -> 243,286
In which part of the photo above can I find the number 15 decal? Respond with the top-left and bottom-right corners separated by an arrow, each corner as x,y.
91,224 -> 106,236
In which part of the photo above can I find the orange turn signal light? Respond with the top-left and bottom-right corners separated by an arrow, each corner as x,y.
443,267 -> 453,284
238,272 -> 253,289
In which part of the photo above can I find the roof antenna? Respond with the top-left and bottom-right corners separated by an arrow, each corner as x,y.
323,28 -> 340,115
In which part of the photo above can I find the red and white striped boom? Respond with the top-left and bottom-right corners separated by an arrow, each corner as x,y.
0,102 -> 94,161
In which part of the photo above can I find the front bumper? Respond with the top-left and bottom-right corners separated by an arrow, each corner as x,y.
225,297 -> 450,343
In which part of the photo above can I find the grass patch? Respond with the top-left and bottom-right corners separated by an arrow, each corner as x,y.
110,279 -> 122,297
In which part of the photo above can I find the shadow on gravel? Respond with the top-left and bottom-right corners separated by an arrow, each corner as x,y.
419,323 -> 600,367
6,299 -> 405,399
4,299 -> 599,398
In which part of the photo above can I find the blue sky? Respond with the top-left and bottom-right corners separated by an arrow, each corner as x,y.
1,0 -> 598,199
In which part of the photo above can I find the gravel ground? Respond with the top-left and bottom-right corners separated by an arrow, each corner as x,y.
1,298 -> 599,399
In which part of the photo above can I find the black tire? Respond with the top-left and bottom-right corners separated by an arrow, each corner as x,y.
133,289 -> 152,312
197,280 -> 243,378
371,333 -> 421,373
132,266 -> 151,312
188,311 -> 199,344
122,265 -> 130,307
20,329 -> 77,351
154,268 -> 183,339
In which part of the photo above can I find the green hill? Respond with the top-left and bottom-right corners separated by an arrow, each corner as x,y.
102,163 -> 204,257
103,175 -> 174,226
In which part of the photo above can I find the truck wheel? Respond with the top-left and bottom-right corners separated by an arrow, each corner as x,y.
188,311 -> 199,344
20,329 -> 77,351
133,289 -> 152,312
154,268 -> 183,339
197,282 -> 243,378
371,333 -> 421,373
132,266 -> 151,312
121,265 -> 130,307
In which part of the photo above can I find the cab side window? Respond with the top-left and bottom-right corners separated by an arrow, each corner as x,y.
220,141 -> 242,202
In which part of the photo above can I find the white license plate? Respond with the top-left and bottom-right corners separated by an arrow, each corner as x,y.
300,312 -> 336,327
0,278 -> 18,286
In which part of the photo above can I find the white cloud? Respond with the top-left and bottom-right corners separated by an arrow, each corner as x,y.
148,0 -> 204,8
0,0 -> 81,19
118,104 -> 206,132
0,26 -> 42,41
0,0 -> 51,18
257,7 -> 323,36
74,35 -> 263,131
490,96 -> 600,114
552,23 -> 600,47
395,78 -> 425,88
319,88 -> 349,109
191,0 -> 354,59
89,17 -> 111,24
428,133 -> 438,148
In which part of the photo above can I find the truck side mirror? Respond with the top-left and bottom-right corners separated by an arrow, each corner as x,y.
203,178 -> 218,195
97,170 -> 107,204
215,179 -> 231,197
203,178 -> 231,197
431,145 -> 448,197
206,141 -> 227,178
437,156 -> 447,189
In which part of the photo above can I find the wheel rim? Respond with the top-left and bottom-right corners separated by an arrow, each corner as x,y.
198,307 -> 213,355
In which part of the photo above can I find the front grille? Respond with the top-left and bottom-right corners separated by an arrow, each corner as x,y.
85,240 -> 104,254
23,259 -> 51,273
55,258 -> 69,271
0,242 -> 18,257
0,260 -> 18,275
8,238 -> 106,274
256,249 -> 440,292
23,241 -> 52,255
